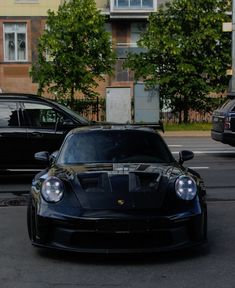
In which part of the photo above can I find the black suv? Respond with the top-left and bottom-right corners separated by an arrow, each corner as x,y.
211,98 -> 235,146
0,93 -> 90,171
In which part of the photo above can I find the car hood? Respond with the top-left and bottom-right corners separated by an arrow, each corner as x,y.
49,162 -> 183,210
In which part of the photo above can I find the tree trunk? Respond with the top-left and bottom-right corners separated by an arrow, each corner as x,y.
178,110 -> 182,124
183,95 -> 189,123
70,86 -> 75,109
183,108 -> 189,124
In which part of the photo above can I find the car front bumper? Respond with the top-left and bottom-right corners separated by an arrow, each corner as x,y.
30,211 -> 207,253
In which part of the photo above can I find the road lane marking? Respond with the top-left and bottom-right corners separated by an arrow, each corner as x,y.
7,169 -> 41,172
172,151 -> 235,155
168,145 -> 183,147
189,167 -> 209,170
193,151 -> 235,154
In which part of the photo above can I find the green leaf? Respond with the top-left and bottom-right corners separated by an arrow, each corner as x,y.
30,0 -> 116,103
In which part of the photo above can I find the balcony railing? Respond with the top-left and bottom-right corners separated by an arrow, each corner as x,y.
115,43 -> 147,58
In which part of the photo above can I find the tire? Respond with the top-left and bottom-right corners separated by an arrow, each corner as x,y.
27,196 -> 35,241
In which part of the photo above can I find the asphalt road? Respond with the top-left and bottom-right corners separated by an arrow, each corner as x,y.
0,136 -> 235,288
0,202 -> 235,288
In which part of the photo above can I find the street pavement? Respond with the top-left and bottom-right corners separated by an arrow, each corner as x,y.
0,176 -> 31,206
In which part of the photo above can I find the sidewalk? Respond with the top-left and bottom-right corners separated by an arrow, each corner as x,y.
160,130 -> 210,137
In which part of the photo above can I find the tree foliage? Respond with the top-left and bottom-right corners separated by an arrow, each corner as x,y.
30,0 -> 115,103
125,0 -> 231,123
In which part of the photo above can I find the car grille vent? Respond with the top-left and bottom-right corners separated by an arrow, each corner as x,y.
78,172 -> 161,194
70,231 -> 173,249
84,164 -> 113,171
78,173 -> 106,193
72,218 -> 172,232
129,173 -> 160,192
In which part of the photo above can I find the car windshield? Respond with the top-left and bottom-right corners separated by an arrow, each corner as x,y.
57,130 -> 174,164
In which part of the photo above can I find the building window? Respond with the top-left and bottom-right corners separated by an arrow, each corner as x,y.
130,22 -> 146,47
114,0 -> 153,8
114,59 -> 133,82
4,23 -> 27,62
104,23 -> 112,42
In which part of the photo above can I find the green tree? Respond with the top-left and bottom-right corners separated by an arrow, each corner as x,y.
30,0 -> 115,105
125,0 -> 231,123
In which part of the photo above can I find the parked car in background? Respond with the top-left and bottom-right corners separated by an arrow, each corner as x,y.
0,93 -> 90,172
211,98 -> 235,146
27,125 -> 207,253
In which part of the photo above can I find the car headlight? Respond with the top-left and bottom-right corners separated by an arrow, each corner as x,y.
175,175 -> 197,200
41,176 -> 64,203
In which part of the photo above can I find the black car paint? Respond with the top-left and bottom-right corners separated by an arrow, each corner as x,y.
211,98 -> 235,146
0,93 -> 90,170
28,126 -> 207,253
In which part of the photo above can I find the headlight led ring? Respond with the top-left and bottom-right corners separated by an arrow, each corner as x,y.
41,176 -> 64,203
175,175 -> 197,200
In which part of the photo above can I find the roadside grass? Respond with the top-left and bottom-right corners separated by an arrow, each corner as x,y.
164,122 -> 212,131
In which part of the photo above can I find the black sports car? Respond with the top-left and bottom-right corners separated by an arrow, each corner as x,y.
27,125 -> 207,253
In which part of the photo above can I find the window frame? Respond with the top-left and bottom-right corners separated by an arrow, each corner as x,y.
114,59 -> 132,82
114,0 -> 154,9
3,22 -> 28,62
0,101 -> 21,127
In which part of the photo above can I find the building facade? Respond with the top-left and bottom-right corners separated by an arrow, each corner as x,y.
0,0 -> 64,93
97,0 -> 161,97
0,0 -> 167,98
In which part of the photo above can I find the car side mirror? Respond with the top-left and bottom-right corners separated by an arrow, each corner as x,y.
179,150 -> 194,165
34,151 -> 50,163
56,119 -> 75,131
62,119 -> 75,126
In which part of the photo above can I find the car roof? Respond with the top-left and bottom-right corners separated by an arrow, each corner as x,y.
68,124 -> 160,135
0,93 -> 91,124
0,93 -> 54,104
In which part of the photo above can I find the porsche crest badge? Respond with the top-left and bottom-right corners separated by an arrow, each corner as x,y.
117,199 -> 125,206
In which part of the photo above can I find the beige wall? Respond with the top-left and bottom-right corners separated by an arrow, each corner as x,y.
96,0 -> 108,9
0,0 -> 61,16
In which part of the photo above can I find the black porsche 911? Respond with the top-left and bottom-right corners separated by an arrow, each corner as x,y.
27,125 -> 207,253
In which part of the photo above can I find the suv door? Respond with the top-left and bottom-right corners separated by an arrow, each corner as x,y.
21,102 -> 77,168
0,101 -> 28,170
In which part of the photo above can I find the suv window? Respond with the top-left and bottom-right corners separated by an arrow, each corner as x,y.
231,102 -> 235,112
0,102 -> 19,127
22,103 -> 72,128
219,99 -> 235,112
